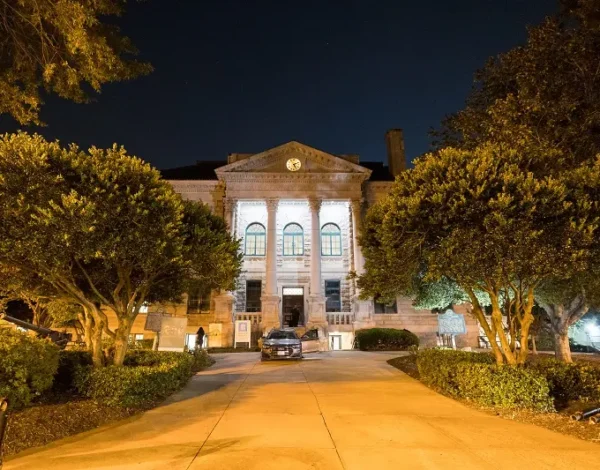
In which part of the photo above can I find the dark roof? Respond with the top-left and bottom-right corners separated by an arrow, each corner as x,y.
361,161 -> 394,181
160,161 -> 225,180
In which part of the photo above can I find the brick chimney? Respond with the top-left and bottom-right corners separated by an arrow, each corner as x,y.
385,129 -> 406,178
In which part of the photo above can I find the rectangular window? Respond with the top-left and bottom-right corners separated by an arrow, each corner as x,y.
374,297 -> 398,314
135,334 -> 144,341
325,280 -> 341,312
188,285 -> 211,314
246,280 -> 262,312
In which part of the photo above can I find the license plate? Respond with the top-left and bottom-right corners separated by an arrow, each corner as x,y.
277,351 -> 286,356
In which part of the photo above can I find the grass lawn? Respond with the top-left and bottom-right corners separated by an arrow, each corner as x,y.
388,354 -> 600,445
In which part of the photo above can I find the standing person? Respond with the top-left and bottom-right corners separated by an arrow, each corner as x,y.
196,326 -> 205,350
290,305 -> 300,327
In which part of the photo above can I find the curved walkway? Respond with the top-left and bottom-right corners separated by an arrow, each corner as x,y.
5,351 -> 600,469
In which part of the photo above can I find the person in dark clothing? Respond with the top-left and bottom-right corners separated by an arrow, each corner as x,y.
196,326 -> 205,349
290,305 -> 300,327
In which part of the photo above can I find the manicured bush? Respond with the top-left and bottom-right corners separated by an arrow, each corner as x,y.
74,350 -> 202,408
527,358 -> 600,407
417,349 -> 494,393
53,350 -> 93,392
0,328 -> 60,409
190,349 -> 216,372
354,328 -> 419,351
417,349 -> 552,411
456,363 -> 553,411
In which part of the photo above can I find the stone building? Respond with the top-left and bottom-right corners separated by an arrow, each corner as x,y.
132,130 -> 479,350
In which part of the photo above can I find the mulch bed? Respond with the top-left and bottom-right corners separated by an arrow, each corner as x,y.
387,354 -> 600,445
4,397 -> 145,457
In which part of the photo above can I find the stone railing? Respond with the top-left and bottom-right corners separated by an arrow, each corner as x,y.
235,312 -> 262,325
327,312 -> 354,325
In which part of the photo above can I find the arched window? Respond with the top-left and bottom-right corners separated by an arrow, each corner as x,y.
245,223 -> 266,256
283,223 -> 304,256
321,223 -> 342,256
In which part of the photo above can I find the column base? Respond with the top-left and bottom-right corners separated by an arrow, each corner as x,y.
307,294 -> 326,324
260,295 -> 280,334
213,292 -> 235,323
208,321 -> 234,348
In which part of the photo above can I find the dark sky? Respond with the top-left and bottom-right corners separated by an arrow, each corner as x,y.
0,0 -> 558,169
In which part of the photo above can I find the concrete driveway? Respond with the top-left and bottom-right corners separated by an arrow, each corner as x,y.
5,351 -> 600,470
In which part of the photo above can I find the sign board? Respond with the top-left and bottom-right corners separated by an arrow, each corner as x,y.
144,313 -> 163,332
208,323 -> 223,348
157,316 -> 187,352
437,309 -> 467,335
234,320 -> 252,348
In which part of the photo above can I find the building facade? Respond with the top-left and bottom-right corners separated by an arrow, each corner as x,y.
134,130 -> 480,350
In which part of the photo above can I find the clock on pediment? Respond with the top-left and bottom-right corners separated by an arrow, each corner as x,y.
286,158 -> 301,172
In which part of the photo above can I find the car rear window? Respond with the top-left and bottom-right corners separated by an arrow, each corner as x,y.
267,330 -> 298,340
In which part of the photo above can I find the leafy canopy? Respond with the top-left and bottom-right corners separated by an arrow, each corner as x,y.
0,0 -> 151,124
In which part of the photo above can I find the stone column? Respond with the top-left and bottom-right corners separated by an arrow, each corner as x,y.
351,198 -> 375,328
261,198 -> 280,332
307,199 -> 327,346
223,197 -> 236,235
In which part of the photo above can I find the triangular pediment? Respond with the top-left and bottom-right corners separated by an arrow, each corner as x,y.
214,141 -> 371,177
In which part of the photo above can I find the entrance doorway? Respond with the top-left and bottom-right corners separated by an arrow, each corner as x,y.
330,335 -> 342,350
282,287 -> 304,327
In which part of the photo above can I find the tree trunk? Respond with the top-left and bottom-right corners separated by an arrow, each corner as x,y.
532,335 -> 538,355
554,331 -> 572,363
90,322 -> 104,368
111,319 -> 133,366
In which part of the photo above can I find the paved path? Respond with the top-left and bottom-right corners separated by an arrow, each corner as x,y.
5,351 -> 600,469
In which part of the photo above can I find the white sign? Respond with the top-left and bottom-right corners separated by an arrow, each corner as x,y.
157,316 -> 187,352
234,320 -> 252,348
437,309 -> 467,335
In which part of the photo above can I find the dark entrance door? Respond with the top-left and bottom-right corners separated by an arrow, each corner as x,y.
282,287 -> 304,327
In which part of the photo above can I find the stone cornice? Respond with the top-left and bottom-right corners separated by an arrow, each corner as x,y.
168,180 -> 222,192
218,172 -> 369,184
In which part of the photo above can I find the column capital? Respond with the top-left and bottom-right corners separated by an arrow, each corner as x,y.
223,197 -> 236,211
265,198 -> 279,212
308,198 -> 322,212
350,198 -> 364,212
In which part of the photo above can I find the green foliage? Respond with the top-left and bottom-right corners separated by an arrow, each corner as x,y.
0,0 -> 151,125
189,349 -> 216,372
0,132 -> 242,366
417,349 -> 495,392
53,350 -> 93,392
455,363 -> 553,411
417,350 -> 553,411
433,0 -> 600,165
0,328 -> 59,409
75,350 -> 198,408
527,358 -> 600,407
354,328 -> 419,351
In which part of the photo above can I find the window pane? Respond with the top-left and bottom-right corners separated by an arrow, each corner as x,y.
246,280 -> 262,312
294,235 -> 303,255
245,224 -> 265,256
325,280 -> 341,312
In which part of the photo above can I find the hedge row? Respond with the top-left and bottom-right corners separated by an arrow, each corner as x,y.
527,358 -> 600,407
73,349 -> 214,408
355,328 -> 419,351
0,328 -> 59,409
417,349 -> 554,411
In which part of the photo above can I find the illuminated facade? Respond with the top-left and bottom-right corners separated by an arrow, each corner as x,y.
143,130 -> 480,350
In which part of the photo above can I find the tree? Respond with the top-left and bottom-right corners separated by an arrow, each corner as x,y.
433,0 -> 600,165
0,0 -> 151,124
0,132 -> 241,366
358,143 -> 599,364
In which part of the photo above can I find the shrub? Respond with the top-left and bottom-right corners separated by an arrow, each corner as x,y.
456,363 -> 553,411
354,328 -> 419,351
53,350 -> 93,392
190,349 -> 216,372
417,349 -> 494,393
417,349 -> 552,411
0,328 -> 59,409
527,358 -> 600,407
74,350 -> 196,408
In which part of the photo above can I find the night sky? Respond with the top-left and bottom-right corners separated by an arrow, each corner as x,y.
0,0 -> 558,169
